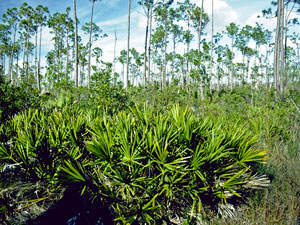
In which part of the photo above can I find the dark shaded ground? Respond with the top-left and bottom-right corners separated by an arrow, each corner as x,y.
0,165 -> 114,225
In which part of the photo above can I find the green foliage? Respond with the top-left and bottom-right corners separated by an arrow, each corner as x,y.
90,67 -> 130,115
2,84 -> 300,224
0,80 -> 39,123
60,104 -> 268,223
0,108 -> 90,182
42,89 -> 76,110
130,85 -> 188,111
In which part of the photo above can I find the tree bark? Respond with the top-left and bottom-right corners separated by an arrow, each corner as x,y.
88,0 -> 95,89
26,27 -> 29,80
280,3 -> 285,93
230,38 -> 234,90
162,20 -> 167,89
198,0 -> 204,100
186,19 -> 190,89
125,0 -> 131,91
147,4 -> 153,83
209,0 -> 214,94
37,26 -> 43,91
73,0 -> 79,87
274,0 -> 284,97
9,26 -> 17,83
113,30 -> 117,84
35,29 -> 39,90
143,4 -> 150,86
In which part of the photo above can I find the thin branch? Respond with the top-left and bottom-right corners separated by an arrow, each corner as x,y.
290,98 -> 300,115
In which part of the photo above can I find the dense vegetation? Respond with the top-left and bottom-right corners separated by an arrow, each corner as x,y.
0,0 -> 299,224
0,73 -> 300,224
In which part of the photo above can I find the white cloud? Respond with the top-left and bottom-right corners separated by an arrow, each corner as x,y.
196,0 -> 239,31
245,11 -> 276,31
41,27 -> 55,52
97,15 -> 128,28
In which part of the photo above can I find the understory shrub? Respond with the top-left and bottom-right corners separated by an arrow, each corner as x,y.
61,104 -> 269,224
0,78 -> 39,123
0,108 -> 91,182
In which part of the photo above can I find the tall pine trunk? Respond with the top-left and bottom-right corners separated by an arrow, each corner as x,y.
230,37 -> 234,90
9,26 -> 17,83
209,0 -> 214,94
73,0 -> 79,87
198,0 -> 204,100
113,30 -> 117,84
162,20 -> 167,89
22,42 -> 25,80
143,6 -> 150,86
274,0 -> 284,97
37,26 -> 43,91
125,0 -> 131,91
88,0 -> 95,89
147,4 -> 153,83
35,29 -> 39,90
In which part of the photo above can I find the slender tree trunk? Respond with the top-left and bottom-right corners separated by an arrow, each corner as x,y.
280,4 -> 285,93
122,63 -> 125,83
26,31 -> 29,79
172,38 -> 176,80
247,57 -> 251,87
258,46 -> 262,88
160,57 -> 163,90
209,0 -> 214,94
125,0 -> 131,91
59,38 -> 63,76
79,64 -> 82,86
297,45 -> 300,71
22,42 -> 25,80
230,38 -> 234,90
88,0 -> 95,89
113,30 -> 117,84
217,65 -> 220,92
254,44 -> 258,89
8,48 -> 13,82
198,0 -> 204,100
198,0 -> 204,53
264,47 -> 269,89
186,19 -> 190,88
73,0 -> 79,87
1,56 -> 4,76
143,5 -> 150,86
16,52 -> 19,80
35,29 -> 39,90
147,4 -> 153,83
182,51 -> 186,89
162,20 -> 167,89
198,3 -> 204,99
37,26 -> 43,91
266,64 -> 269,89
9,26 -> 17,83
66,32 -> 69,78
274,0 -> 284,97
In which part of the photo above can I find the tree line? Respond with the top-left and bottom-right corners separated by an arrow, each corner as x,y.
0,0 -> 299,98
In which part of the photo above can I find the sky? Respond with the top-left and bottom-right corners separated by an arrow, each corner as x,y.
0,0 -> 296,74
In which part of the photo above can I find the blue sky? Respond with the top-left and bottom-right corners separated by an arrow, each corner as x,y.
0,0 -> 285,70
0,0 -> 272,25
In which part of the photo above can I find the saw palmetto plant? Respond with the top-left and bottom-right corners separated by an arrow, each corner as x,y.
60,104 -> 269,224
0,108 -> 90,183
0,103 -> 270,223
